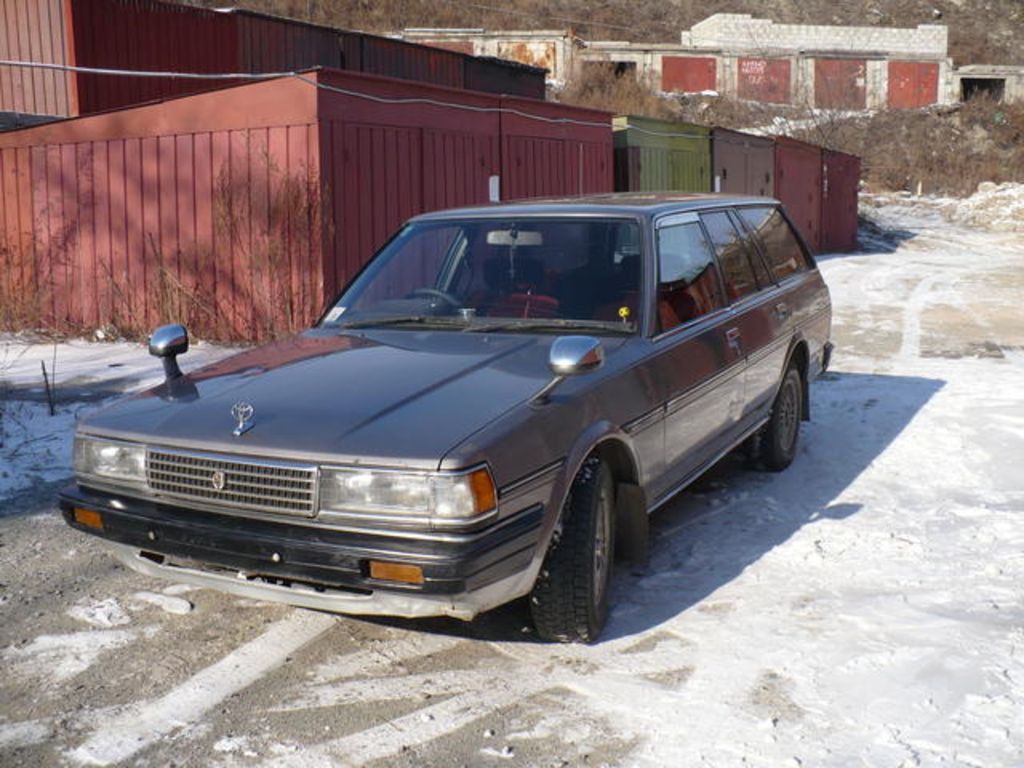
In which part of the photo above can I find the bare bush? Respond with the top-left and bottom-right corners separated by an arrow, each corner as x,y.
557,64 -> 679,119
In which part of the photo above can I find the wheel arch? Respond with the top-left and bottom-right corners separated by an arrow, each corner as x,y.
785,336 -> 811,421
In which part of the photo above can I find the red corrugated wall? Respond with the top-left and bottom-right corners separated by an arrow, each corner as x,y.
234,10 -> 344,73
888,61 -> 939,108
315,70 -> 500,299
71,0 -> 240,114
0,76 -> 323,339
498,97 -> 612,202
0,0 -> 75,117
360,35 -> 465,90
1,70 -> 611,339
814,59 -> 867,110
737,58 -> 791,104
821,149 -> 860,253
661,56 -> 716,93
774,136 -> 822,252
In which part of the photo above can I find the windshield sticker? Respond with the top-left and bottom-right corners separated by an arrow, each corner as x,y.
325,307 -> 346,323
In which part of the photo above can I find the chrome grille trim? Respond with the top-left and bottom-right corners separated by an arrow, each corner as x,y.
146,448 -> 318,517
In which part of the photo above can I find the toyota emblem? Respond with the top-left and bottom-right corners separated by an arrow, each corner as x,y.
210,470 -> 226,491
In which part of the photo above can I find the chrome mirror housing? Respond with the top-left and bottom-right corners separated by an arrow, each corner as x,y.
549,335 -> 605,377
534,336 -> 604,404
149,323 -> 189,380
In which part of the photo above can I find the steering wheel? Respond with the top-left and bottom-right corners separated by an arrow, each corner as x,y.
407,288 -> 462,311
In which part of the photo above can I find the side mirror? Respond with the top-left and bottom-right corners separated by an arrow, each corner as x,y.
549,335 -> 605,377
149,324 -> 189,381
534,336 -> 604,404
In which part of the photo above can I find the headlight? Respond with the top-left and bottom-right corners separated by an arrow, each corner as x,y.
319,466 -> 497,527
74,436 -> 147,485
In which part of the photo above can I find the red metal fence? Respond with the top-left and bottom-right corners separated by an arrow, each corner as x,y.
0,70 -> 610,339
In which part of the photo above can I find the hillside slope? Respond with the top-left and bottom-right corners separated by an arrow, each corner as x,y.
188,0 -> 1024,65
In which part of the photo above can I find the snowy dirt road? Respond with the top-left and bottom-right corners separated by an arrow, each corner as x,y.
1,198 -> 1023,767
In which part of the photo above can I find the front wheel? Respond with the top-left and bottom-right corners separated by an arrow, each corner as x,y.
758,364 -> 803,472
530,457 -> 615,643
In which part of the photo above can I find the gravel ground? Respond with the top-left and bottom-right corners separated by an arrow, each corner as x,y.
1,200 -> 1022,767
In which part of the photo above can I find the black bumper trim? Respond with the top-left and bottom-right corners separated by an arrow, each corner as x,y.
60,485 -> 544,597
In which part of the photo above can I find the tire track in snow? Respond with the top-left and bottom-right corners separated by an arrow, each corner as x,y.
66,611 -> 336,766
897,273 -> 941,362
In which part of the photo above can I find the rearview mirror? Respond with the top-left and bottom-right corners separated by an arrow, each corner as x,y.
486,229 -> 543,247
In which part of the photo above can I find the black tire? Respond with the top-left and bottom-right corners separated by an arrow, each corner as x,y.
530,457 -> 615,643
758,364 -> 803,472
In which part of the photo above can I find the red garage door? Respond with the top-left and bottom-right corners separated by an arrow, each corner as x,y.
661,57 -> 716,93
815,59 -> 867,110
888,61 -> 939,108
738,58 -> 791,104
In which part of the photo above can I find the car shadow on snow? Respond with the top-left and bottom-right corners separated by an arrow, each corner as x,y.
815,217 -> 917,262
366,370 -> 944,645
600,369 -> 945,643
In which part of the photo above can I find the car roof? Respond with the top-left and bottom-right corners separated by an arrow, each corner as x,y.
410,192 -> 779,222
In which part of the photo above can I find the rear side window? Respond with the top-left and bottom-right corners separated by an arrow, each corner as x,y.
656,222 -> 725,332
700,211 -> 763,302
737,206 -> 810,281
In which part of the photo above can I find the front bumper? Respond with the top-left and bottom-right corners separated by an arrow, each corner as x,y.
59,484 -> 544,620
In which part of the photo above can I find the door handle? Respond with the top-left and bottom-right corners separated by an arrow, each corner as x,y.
774,302 -> 790,320
725,327 -> 742,354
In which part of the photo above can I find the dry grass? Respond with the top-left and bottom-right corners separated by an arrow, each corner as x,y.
557,64 -> 680,120
788,97 -> 1024,196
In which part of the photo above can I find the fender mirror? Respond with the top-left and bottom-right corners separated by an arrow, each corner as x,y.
149,324 -> 189,381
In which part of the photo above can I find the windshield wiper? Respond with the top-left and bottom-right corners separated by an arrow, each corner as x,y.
464,318 -> 636,335
332,315 -> 469,330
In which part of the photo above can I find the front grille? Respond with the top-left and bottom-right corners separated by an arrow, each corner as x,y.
146,449 -> 317,517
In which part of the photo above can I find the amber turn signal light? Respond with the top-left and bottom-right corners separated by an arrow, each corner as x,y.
368,560 -> 424,585
468,467 -> 497,514
73,507 -> 104,531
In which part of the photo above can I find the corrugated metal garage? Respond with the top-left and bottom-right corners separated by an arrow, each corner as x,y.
0,0 -> 75,119
613,115 -> 710,193
821,148 -> 860,252
0,0 -> 547,120
710,127 -> 774,196
0,69 -> 610,339
774,136 -> 822,251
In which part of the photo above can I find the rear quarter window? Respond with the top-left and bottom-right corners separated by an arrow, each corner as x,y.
737,206 -> 812,281
699,211 -> 763,302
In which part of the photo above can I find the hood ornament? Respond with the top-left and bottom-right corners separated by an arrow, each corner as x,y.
231,402 -> 255,436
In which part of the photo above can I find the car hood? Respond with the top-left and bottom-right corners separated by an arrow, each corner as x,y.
80,330 -> 586,470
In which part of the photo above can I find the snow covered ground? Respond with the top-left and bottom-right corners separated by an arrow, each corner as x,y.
1,198 -> 1022,767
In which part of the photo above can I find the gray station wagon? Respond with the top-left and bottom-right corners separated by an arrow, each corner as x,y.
61,193 -> 832,643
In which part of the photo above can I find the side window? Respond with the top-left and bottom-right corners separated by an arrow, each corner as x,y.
700,211 -> 762,302
656,222 -> 725,332
737,206 -> 811,281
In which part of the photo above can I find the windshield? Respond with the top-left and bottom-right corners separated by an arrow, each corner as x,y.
320,217 -> 643,333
